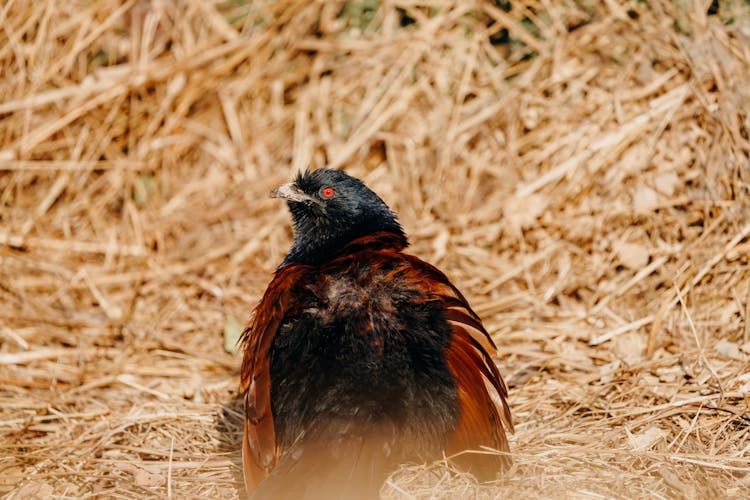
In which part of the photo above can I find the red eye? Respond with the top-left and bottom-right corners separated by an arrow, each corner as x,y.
321,187 -> 335,198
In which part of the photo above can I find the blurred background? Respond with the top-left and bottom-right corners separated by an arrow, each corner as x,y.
1,1 -> 749,498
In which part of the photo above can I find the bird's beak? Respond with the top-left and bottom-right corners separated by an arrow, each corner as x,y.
270,183 -> 310,203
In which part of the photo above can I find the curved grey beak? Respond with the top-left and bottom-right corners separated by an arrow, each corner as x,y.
270,183 -> 309,202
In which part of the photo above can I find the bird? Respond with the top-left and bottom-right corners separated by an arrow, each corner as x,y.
240,168 -> 513,499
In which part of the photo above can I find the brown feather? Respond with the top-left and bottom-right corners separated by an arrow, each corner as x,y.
242,423 -> 268,493
444,332 -> 511,479
240,264 -> 310,489
425,275 -> 513,477
391,253 -> 513,467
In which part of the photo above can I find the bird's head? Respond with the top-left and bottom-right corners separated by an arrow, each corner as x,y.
271,168 -> 406,266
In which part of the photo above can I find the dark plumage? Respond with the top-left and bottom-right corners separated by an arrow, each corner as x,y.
240,169 -> 513,499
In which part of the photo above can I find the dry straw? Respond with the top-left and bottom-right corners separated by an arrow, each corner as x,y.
1,0 -> 749,498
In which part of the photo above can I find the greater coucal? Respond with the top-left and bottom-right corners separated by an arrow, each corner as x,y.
240,169 -> 512,499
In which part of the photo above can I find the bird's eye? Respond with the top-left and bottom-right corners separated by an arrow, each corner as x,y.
321,187 -> 335,198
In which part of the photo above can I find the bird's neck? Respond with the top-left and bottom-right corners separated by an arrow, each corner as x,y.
281,226 -> 407,268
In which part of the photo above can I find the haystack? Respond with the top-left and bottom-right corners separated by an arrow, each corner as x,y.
1,1 -> 749,498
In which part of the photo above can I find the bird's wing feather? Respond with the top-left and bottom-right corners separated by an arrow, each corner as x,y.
240,264 -> 309,492
402,255 -> 513,477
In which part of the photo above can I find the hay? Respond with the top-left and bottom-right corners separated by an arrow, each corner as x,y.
1,0 -> 749,498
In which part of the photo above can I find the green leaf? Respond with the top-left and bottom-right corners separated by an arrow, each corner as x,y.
133,174 -> 154,207
223,315 -> 243,354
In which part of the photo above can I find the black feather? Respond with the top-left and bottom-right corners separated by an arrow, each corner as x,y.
281,169 -> 407,267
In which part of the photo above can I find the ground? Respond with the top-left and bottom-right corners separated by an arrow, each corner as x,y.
1,1 -> 750,499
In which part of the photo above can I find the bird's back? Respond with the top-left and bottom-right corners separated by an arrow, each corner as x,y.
268,244 -> 462,460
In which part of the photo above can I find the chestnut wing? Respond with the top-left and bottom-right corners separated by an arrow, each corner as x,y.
403,255 -> 513,477
240,264 -> 309,492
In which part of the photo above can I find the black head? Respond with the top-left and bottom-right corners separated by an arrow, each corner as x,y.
272,169 -> 407,266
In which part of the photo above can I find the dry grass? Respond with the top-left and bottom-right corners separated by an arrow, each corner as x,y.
2,0 -> 750,498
